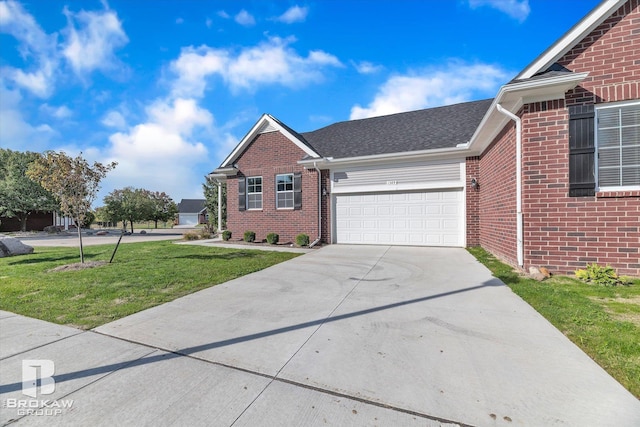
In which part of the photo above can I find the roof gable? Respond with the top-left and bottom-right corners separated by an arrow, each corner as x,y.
219,114 -> 320,168
516,0 -> 627,79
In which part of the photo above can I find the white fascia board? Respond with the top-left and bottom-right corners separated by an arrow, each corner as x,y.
220,114 -> 319,167
516,0 -> 625,79
465,72 -> 589,155
299,146 -> 468,169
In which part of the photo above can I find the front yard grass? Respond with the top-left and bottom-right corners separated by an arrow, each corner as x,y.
468,246 -> 640,398
0,241 -> 300,329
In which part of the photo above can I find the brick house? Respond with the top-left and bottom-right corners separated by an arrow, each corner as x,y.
211,0 -> 639,276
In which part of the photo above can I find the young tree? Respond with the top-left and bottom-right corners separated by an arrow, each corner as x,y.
148,191 -> 178,228
0,149 -> 59,231
26,151 -> 116,263
203,176 -> 226,230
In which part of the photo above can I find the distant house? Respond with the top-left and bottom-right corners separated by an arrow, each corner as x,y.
177,199 -> 207,226
210,0 -> 639,276
0,211 -> 55,232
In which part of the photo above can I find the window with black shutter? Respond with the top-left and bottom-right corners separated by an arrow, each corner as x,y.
568,105 -> 595,197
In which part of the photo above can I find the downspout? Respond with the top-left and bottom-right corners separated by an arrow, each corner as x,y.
309,161 -> 322,248
217,181 -> 222,232
496,104 -> 524,268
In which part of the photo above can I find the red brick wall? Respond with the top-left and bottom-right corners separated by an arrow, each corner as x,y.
476,124 -> 519,267
0,212 -> 53,232
478,1 -> 640,276
226,131 -> 321,243
465,156 -> 480,246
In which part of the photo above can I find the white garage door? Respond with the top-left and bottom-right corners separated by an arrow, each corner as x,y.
179,214 -> 198,225
335,190 -> 463,246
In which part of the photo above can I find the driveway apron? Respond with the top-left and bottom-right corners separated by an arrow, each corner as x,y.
3,245 -> 639,426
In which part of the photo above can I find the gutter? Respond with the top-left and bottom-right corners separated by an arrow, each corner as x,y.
309,161 -> 322,248
495,104 -> 524,268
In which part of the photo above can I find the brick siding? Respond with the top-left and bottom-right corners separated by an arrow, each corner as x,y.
474,1 -> 640,276
226,131 -> 322,244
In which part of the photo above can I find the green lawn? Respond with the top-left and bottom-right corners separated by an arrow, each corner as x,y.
468,247 -> 640,398
0,241 -> 300,329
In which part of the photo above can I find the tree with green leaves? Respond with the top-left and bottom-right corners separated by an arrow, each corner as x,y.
103,187 -> 153,233
26,151 -> 116,263
148,191 -> 178,228
0,149 -> 59,232
203,176 -> 226,230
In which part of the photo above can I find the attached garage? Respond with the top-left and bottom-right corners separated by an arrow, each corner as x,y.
331,159 -> 466,247
335,190 -> 464,246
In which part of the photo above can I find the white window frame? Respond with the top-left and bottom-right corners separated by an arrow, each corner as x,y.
595,100 -> 640,192
247,176 -> 263,210
276,173 -> 294,209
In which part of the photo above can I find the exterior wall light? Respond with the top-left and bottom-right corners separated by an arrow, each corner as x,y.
470,178 -> 479,190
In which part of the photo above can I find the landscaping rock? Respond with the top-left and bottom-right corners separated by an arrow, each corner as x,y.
140,230 -> 147,234
539,267 -> 551,278
96,231 -> 109,236
0,236 -> 34,257
529,266 -> 547,281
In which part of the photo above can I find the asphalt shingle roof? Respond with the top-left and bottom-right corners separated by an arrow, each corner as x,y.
178,199 -> 206,213
299,98 -> 493,159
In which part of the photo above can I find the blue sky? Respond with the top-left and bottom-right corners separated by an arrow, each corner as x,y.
0,0 -> 601,204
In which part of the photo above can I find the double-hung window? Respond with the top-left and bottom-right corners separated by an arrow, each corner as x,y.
596,102 -> 640,190
276,174 -> 294,209
246,176 -> 262,210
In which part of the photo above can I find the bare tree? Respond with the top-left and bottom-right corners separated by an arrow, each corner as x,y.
27,151 -> 116,263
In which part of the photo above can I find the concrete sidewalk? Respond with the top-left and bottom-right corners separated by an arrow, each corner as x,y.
2,245 -> 639,426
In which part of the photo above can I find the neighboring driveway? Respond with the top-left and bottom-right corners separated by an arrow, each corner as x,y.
1,245 -> 639,426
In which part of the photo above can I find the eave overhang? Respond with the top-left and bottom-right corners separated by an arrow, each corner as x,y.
464,72 -> 589,156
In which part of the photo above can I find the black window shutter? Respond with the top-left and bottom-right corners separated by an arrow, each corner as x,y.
568,105 -> 595,197
238,178 -> 246,211
293,173 -> 302,210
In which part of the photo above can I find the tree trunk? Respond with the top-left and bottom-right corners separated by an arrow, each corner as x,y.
19,214 -> 28,232
130,219 -> 134,234
77,221 -> 84,263
154,219 -> 158,228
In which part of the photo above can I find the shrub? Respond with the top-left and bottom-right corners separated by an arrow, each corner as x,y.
295,233 -> 310,247
243,231 -> 256,243
183,231 -> 199,241
199,228 -> 212,239
221,230 -> 232,241
266,233 -> 279,245
575,263 -> 631,286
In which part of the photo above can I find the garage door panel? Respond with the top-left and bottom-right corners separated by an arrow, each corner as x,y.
335,190 -> 463,247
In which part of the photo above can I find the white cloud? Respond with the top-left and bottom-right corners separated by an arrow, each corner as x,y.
100,96 -> 219,200
276,6 -> 308,23
40,103 -> 73,118
102,110 -> 127,129
170,37 -> 342,97
176,17 -> 184,24
350,62 -> 509,120
61,5 -> 129,75
234,9 -> 255,26
0,83 -> 56,150
217,10 -> 230,19
468,0 -> 530,22
205,18 -> 212,28
0,0 -> 58,97
352,60 -> 383,74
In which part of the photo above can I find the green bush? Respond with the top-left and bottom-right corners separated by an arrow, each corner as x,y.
221,230 -> 232,241
295,233 -> 310,247
266,233 -> 279,245
575,263 -> 631,286
243,231 -> 256,243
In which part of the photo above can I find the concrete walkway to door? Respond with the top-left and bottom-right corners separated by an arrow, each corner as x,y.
2,245 -> 639,426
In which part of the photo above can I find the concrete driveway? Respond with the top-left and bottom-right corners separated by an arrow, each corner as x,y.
1,245 -> 639,426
